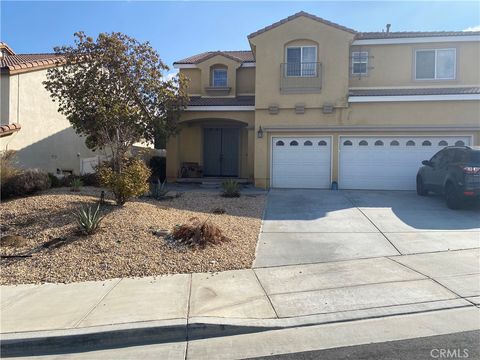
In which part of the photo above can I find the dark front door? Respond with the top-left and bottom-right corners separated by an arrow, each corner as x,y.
203,128 -> 239,177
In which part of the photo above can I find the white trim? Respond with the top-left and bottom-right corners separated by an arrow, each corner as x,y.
352,35 -> 480,45
263,126 -> 480,132
173,64 -> 197,69
270,135 -> 333,189
349,94 -> 480,102
185,106 -> 255,111
414,48 -> 456,80
174,62 -> 256,69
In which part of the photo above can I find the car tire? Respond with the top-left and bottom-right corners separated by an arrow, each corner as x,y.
416,176 -> 428,196
445,182 -> 463,210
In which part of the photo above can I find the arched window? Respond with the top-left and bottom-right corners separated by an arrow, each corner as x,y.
275,140 -> 284,146
304,140 -> 313,146
390,140 -> 400,146
406,140 -> 415,146
343,140 -> 353,146
290,140 -> 299,146
455,140 -> 465,146
318,140 -> 327,146
210,65 -> 228,87
374,140 -> 384,146
438,140 -> 448,146
359,140 -> 368,146
422,140 -> 432,146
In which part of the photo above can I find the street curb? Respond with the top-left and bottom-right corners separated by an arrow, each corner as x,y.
0,320 -> 278,358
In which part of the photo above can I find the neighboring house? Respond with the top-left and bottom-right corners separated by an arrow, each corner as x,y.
0,43 -> 97,175
169,11 -> 480,190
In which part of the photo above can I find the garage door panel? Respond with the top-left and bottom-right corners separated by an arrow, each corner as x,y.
272,137 -> 331,189
339,136 -> 470,190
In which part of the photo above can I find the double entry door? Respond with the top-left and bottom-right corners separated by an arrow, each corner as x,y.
203,128 -> 239,177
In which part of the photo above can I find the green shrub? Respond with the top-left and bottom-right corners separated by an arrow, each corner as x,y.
80,173 -> 100,187
221,179 -> 240,198
150,179 -> 169,199
70,178 -> 84,192
97,158 -> 151,205
2,169 -> 51,199
48,173 -> 65,188
74,204 -> 104,235
1,150 -> 20,187
149,156 -> 166,182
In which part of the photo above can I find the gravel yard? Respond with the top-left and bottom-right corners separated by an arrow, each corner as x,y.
0,187 -> 266,285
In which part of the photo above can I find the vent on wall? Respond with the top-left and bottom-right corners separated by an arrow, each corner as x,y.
268,105 -> 279,115
322,103 -> 334,114
295,104 -> 305,114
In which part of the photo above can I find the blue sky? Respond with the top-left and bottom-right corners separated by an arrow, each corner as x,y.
2,1 -> 479,74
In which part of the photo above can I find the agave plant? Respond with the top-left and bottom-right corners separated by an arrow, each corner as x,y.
151,179 -> 169,199
70,178 -> 84,192
221,179 -> 240,198
74,204 -> 104,235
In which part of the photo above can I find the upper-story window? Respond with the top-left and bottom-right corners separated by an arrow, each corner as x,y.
415,49 -> 456,80
211,66 -> 228,87
286,46 -> 317,77
351,51 -> 368,75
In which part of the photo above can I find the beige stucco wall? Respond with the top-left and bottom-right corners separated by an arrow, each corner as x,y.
236,67 -> 255,95
349,41 -> 480,88
1,73 -> 9,124
0,69 -> 97,174
181,68 -> 202,95
250,16 -> 355,109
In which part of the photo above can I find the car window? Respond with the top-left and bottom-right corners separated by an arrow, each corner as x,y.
468,151 -> 480,164
429,150 -> 445,165
453,149 -> 469,163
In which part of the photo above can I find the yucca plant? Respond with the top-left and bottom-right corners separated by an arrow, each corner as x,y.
70,178 -> 84,192
221,179 -> 240,198
74,204 -> 104,235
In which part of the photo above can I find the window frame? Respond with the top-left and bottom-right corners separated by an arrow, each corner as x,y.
414,48 -> 456,81
211,67 -> 228,87
351,51 -> 369,75
285,45 -> 318,77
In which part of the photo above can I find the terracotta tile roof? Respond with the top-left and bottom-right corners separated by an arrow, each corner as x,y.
174,51 -> 254,65
248,11 -> 357,39
355,31 -> 480,40
0,123 -> 21,137
0,42 -> 16,56
0,53 -> 64,72
188,96 -> 255,107
349,87 -> 480,97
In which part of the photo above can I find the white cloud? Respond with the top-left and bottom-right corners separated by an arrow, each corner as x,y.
165,69 -> 178,81
463,25 -> 480,32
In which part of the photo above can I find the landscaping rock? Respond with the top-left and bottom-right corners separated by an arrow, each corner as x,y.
0,235 -> 28,248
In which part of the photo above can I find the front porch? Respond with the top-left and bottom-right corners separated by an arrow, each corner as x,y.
166,115 -> 255,183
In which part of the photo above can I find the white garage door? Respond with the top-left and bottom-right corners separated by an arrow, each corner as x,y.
339,136 -> 471,190
272,137 -> 331,188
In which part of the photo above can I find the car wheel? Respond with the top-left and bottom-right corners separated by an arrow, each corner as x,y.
445,182 -> 463,209
416,176 -> 428,196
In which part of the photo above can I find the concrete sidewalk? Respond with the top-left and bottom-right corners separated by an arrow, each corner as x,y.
2,250 -> 479,334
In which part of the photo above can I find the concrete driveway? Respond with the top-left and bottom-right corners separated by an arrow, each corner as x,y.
254,189 -> 480,267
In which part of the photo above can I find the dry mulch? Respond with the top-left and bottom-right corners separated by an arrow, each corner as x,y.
0,187 -> 266,285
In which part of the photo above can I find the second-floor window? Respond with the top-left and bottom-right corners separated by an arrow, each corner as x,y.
212,67 -> 228,87
286,46 -> 317,77
415,49 -> 456,80
352,51 -> 368,75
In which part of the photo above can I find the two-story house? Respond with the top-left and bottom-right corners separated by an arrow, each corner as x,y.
168,11 -> 480,190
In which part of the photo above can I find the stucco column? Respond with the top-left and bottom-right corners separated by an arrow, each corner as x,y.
166,133 -> 180,181
254,126 -> 269,189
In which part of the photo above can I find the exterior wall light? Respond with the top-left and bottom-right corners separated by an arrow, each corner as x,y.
257,126 -> 264,139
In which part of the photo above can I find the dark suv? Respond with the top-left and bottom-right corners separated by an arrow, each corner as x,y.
416,146 -> 480,209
